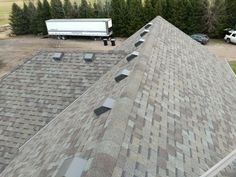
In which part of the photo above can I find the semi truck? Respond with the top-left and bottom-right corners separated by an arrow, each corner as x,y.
45,18 -> 113,39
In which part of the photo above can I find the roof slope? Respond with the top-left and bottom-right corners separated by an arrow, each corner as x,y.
0,49 -> 125,172
1,16 -> 236,177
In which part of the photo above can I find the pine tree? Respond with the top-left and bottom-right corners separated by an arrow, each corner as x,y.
9,3 -> 25,34
190,0 -> 209,33
205,0 -> 226,37
22,3 -> 30,34
79,0 -> 93,18
63,0 -> 73,18
127,0 -> 144,36
155,0 -> 163,16
143,0 -> 155,23
162,0 -> 175,23
111,0 -> 129,36
43,0 -> 51,20
51,0 -> 64,18
28,2 -> 38,34
71,2 -> 79,18
37,0 -> 44,33
225,0 -> 236,28
93,0 -> 104,17
174,0 -> 193,34
103,0 -> 111,17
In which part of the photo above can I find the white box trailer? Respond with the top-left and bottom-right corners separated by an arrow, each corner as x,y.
45,18 -> 113,38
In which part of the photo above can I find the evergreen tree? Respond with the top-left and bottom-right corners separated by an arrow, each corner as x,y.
9,3 -> 25,34
162,0 -> 175,23
225,0 -> 236,28
71,2 -> 79,18
205,0 -> 226,37
93,1 -> 104,17
22,3 -> 30,34
28,2 -> 38,34
127,0 -> 144,36
51,0 -> 64,18
43,0 -> 51,20
155,0 -> 163,16
79,0 -> 93,18
63,0 -> 73,18
37,0 -> 45,33
103,0 -> 111,17
143,0 -> 155,23
111,0 -> 129,36
190,0 -> 209,33
174,0 -> 193,34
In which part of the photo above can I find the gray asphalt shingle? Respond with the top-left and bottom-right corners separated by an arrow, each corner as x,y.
0,49 -> 125,172
1,16 -> 236,177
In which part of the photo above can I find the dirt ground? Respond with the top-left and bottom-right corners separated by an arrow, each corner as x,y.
0,31 -> 236,78
206,39 -> 236,61
0,33 -> 125,77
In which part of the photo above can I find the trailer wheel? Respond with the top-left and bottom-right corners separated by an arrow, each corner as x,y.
61,36 -> 66,40
57,36 -> 61,40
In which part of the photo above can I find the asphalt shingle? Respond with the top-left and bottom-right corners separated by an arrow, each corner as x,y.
0,49 -> 125,172
1,16 -> 236,177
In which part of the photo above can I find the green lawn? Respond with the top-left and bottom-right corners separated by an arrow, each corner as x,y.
229,61 -> 236,74
0,0 -> 23,25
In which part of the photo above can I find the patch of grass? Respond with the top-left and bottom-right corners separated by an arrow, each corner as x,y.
208,38 -> 225,44
229,61 -> 236,74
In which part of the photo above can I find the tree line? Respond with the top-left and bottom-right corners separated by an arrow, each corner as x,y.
10,0 -> 236,38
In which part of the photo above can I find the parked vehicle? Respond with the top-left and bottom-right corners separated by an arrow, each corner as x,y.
191,34 -> 209,45
45,18 -> 113,39
224,30 -> 236,44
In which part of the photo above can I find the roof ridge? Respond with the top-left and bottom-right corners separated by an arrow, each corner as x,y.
83,26 -> 153,177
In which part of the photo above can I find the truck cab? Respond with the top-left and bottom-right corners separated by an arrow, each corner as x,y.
224,30 -> 236,44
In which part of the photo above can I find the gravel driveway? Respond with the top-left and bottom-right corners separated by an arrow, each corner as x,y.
206,39 -> 236,61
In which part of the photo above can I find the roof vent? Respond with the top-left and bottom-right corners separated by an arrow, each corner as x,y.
145,22 -> 153,29
135,38 -> 145,47
140,29 -> 150,37
94,97 -> 115,116
115,69 -> 130,82
55,156 -> 87,177
126,51 -> 139,62
53,52 -> 64,60
84,53 -> 95,62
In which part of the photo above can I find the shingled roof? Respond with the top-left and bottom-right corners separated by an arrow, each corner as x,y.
0,49 -> 125,172
1,16 -> 236,177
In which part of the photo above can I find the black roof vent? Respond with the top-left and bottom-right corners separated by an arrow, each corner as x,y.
126,51 -> 139,62
135,38 -> 145,47
115,69 -> 130,82
145,22 -> 153,29
140,29 -> 150,37
94,97 -> 115,116
53,52 -> 64,60
55,156 -> 87,177
84,53 -> 95,62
